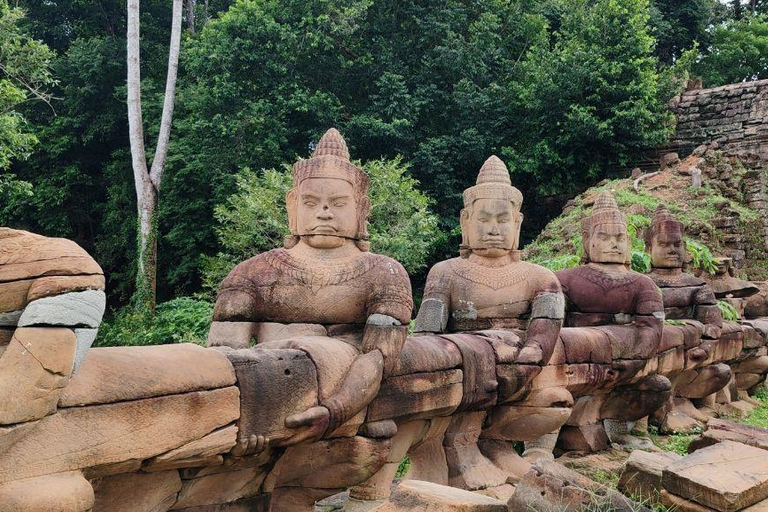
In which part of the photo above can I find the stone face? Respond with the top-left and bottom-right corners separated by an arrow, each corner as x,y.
60,344 -> 236,407
18,289 -> 106,328
92,470 -> 182,512
0,387 -> 240,483
662,440 -> 768,511
382,479 -> 507,511
617,450 -> 682,500
0,327 -> 77,424
0,472 -> 94,512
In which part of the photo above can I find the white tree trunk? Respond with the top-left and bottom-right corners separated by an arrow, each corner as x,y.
126,0 -> 184,310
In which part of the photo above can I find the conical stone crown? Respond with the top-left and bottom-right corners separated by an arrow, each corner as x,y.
463,155 -> 522,208
313,128 -> 351,161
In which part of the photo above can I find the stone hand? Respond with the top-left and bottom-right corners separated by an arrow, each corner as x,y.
280,405 -> 330,446
232,434 -> 270,456
516,345 -> 543,365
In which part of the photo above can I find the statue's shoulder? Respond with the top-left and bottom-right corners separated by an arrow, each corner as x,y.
518,261 -> 561,291
221,249 -> 285,288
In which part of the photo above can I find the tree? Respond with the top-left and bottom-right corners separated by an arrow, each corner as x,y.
506,0 -> 672,197
201,156 -> 442,294
0,1 -> 54,215
694,14 -> 768,86
649,0 -> 718,64
127,0 -> 183,310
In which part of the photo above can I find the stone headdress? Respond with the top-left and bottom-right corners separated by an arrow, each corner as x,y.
581,191 -> 628,263
644,205 -> 684,249
460,155 -> 523,257
285,128 -> 371,250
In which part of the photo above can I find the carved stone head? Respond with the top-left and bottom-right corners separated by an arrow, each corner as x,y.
581,191 -> 630,264
645,205 -> 685,269
285,128 -> 371,250
459,156 -> 523,259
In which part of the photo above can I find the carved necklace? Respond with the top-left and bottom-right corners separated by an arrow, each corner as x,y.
263,248 -> 386,289
448,258 -> 532,290
574,265 -> 639,291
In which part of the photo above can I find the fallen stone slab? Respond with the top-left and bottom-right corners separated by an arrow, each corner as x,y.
508,459 -> 650,512
0,471 -> 94,512
617,450 -> 682,501
662,440 -> 768,511
371,479 -> 507,511
60,344 -> 236,407
689,418 -> 768,453
92,470 -> 181,512
170,466 -> 266,510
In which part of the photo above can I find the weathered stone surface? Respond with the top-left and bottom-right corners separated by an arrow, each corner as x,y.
508,460 -> 650,512
170,466 -> 266,510
253,322 -> 327,343
72,328 -> 98,375
662,440 -> 768,511
60,344 -> 236,406
0,279 -> 36,313
390,335 -> 462,377
26,274 -> 105,301
368,369 -> 463,422
0,309 -> 21,326
617,450 -> 682,500
144,455 -> 224,473
0,471 -> 94,512
92,470 -> 181,512
272,436 -> 390,489
149,425 -> 238,464
83,459 -> 142,479
661,490 -> 717,512
0,387 -> 240,483
689,418 -> 768,453
207,321 -> 256,349
558,423 -> 610,452
444,412 -> 508,490
226,348 -> 317,444
482,404 -> 572,442
378,479 -> 507,511
18,289 -> 106,328
0,327 -> 77,424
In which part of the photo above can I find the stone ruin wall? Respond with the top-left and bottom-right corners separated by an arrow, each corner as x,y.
662,79 -> 768,273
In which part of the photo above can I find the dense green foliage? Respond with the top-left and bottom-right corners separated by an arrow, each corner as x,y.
695,14 -> 768,85
2,0 -> 766,318
200,156 -> 442,294
96,297 -> 213,346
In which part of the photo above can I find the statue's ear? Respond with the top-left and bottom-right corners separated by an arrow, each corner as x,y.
459,208 -> 470,250
357,195 -> 371,240
513,211 -> 524,250
285,188 -> 298,235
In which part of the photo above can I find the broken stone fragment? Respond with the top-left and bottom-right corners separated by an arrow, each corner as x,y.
662,440 -> 768,511
617,450 -> 682,502
92,470 -> 181,512
0,471 -> 94,512
374,479 -> 507,511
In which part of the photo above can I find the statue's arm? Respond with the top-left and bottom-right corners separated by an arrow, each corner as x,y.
633,280 -> 665,358
694,284 -> 723,340
208,270 -> 259,349
413,262 -> 451,334
518,274 -> 564,365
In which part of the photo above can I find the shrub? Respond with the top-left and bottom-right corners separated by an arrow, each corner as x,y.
95,297 -> 213,347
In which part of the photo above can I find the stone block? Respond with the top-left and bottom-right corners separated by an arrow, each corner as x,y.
225,348 -> 317,444
60,344 -> 236,407
147,425 -> 238,466
72,328 -> 98,375
508,460 -> 649,512
689,418 -> 768,453
391,335 -> 461,376
0,387 -> 240,484
207,321 -> 256,349
170,466 -> 266,510
483,404 -> 572,442
0,471 -> 94,512
377,479 -> 507,511
18,289 -> 105,328
617,451 -> 682,501
662,440 -> 768,511
92,470 -> 181,512
0,327 -> 76,424
661,490 -> 717,512
368,369 -> 463,422
558,423 -> 610,452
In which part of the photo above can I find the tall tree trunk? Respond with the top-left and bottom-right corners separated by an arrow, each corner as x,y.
734,0 -> 743,19
186,0 -> 196,33
126,0 -> 183,312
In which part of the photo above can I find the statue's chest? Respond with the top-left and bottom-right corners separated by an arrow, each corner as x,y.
450,279 -> 532,319
255,282 -> 369,324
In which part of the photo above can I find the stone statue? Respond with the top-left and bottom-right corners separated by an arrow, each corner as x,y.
644,205 -> 731,433
412,156 -> 567,488
208,128 -> 412,509
554,191 -> 670,450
